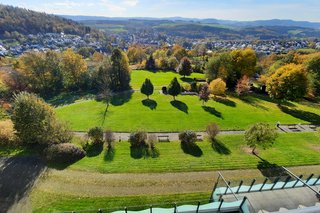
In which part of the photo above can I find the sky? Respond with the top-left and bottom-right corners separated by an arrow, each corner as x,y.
1,0 -> 320,22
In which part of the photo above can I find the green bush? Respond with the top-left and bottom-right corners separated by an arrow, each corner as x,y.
129,131 -> 147,147
44,143 -> 86,164
11,92 -> 72,145
88,127 -> 104,145
179,130 -> 197,144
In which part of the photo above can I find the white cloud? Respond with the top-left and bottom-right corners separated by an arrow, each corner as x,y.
123,0 -> 139,7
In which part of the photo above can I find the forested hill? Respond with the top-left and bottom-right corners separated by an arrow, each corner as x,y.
0,4 -> 95,39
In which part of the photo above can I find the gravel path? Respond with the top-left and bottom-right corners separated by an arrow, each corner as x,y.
73,124 -> 319,141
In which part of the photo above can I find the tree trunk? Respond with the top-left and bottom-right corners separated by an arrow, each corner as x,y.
252,147 -> 256,155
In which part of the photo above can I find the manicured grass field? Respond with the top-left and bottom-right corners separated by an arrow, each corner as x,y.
30,132 -> 320,212
55,90 -> 320,132
130,70 -> 205,89
31,191 -> 211,213
68,133 -> 320,173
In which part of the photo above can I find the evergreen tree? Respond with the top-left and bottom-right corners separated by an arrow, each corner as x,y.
145,55 -> 156,71
110,49 -> 131,92
168,77 -> 181,100
177,57 -> 192,78
140,78 -> 154,99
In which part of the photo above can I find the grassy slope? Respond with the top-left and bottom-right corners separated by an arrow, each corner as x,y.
56,91 -> 320,132
68,133 -> 320,173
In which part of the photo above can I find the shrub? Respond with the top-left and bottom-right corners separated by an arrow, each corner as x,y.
88,127 -> 104,145
44,143 -> 86,164
104,130 -> 115,149
11,92 -> 72,145
236,75 -> 251,96
209,78 -> 227,96
182,83 -> 191,92
206,123 -> 220,141
147,134 -> 160,158
179,130 -> 197,144
129,131 -> 147,147
245,123 -> 278,154
0,119 -> 16,146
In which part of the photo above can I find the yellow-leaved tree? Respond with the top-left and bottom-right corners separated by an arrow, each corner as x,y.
209,78 -> 227,96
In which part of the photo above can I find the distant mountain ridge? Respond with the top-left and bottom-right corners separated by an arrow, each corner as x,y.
60,15 -> 320,29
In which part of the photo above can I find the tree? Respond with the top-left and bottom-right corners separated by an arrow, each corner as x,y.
110,49 -> 131,91
60,48 -> 87,90
209,78 -> 227,96
179,130 -> 197,144
199,84 -> 210,105
11,92 -> 72,145
127,45 -> 146,64
245,123 -> 278,154
266,64 -> 308,100
173,46 -> 188,61
168,77 -> 181,100
16,51 -> 63,97
306,54 -> 320,95
177,57 -> 192,77
145,55 -> 156,71
231,48 -> 257,78
168,56 -> 179,71
140,78 -> 154,99
88,127 -> 104,145
205,53 -> 234,87
236,75 -> 251,96
206,123 -> 220,142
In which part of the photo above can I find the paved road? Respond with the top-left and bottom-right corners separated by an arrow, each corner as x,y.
73,124 -> 319,141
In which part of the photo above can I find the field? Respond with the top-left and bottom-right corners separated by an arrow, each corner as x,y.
68,133 -> 320,173
130,70 -> 205,89
28,132 -> 320,212
56,92 -> 320,132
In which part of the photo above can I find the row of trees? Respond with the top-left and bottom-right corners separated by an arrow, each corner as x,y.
0,48 -> 131,99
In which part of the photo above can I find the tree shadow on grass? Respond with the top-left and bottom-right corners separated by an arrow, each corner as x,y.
171,100 -> 188,114
142,99 -> 157,110
130,146 -> 147,159
255,154 -> 287,181
202,106 -> 223,118
111,90 -> 133,106
180,142 -> 203,157
213,96 -> 236,107
180,77 -> 194,84
86,143 -> 103,157
211,139 -> 231,155
278,105 -> 320,124
238,95 -> 269,111
104,147 -> 115,162
47,92 -> 95,107
0,156 -> 46,213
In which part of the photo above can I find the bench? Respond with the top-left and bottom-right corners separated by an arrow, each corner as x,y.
197,134 -> 203,141
288,124 -> 300,132
309,124 -> 318,131
158,135 -> 170,142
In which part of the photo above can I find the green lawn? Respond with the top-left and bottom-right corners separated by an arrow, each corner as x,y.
30,132 -> 320,212
55,91 -> 320,132
31,191 -> 211,213
130,70 -> 205,89
67,133 -> 320,173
